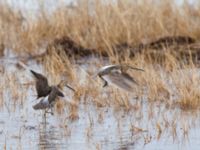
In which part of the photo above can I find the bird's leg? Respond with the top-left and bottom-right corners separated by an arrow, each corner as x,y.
45,107 -> 53,114
44,104 -> 54,115
103,81 -> 108,87
43,109 -> 47,123
44,109 -> 46,117
50,107 -> 54,115
100,76 -> 108,87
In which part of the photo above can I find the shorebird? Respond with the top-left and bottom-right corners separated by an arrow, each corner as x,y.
30,70 -> 74,99
17,61 -> 75,116
32,86 -> 64,115
31,70 -> 75,116
95,64 -> 144,92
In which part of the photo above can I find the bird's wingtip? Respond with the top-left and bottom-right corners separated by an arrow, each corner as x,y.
30,69 -> 36,75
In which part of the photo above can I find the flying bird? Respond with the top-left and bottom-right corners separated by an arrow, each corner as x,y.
30,70 -> 74,99
95,64 -> 144,92
17,61 -> 75,116
30,70 -> 52,99
32,86 -> 64,113
30,70 -> 75,116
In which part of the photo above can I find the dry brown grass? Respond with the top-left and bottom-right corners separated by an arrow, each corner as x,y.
1,0 -> 200,53
172,66 -> 200,110
0,0 -> 200,111
1,2 -> 200,144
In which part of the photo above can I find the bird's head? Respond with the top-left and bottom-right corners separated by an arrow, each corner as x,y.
57,80 -> 75,92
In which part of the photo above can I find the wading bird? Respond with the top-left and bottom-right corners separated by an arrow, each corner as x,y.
30,70 -> 74,99
31,70 -> 75,116
17,61 -> 75,116
95,64 -> 144,92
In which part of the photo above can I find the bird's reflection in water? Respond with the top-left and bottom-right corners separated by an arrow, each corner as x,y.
38,120 -> 66,150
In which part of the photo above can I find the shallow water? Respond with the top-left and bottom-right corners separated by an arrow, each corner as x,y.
0,54 -> 200,150
1,0 -> 200,149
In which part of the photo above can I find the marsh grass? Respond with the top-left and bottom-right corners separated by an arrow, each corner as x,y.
1,0 -> 200,53
1,0 -> 200,147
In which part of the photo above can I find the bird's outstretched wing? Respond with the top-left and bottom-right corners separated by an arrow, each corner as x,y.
103,71 -> 138,92
30,70 -> 51,98
30,70 -> 48,82
48,87 -> 64,104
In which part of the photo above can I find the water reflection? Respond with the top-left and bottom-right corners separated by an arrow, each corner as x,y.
38,120 -> 66,150
1,54 -> 200,150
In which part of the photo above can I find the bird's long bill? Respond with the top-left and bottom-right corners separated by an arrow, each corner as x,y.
65,84 -> 75,92
128,66 -> 145,72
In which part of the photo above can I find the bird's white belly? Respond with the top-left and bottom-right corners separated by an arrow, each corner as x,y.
33,96 -> 50,110
41,96 -> 50,106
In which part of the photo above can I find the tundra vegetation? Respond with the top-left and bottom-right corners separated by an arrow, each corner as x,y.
1,0 -> 200,149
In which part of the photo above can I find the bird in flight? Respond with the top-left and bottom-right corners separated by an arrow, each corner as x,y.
95,64 -> 144,92
30,70 -> 75,116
